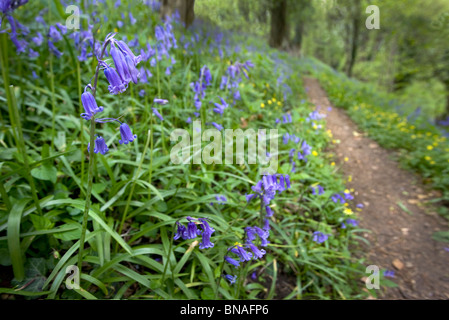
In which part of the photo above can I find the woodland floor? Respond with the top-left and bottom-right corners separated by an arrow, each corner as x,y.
304,77 -> 449,299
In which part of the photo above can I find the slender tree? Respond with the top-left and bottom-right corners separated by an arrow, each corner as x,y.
161,0 -> 195,27
268,0 -> 288,48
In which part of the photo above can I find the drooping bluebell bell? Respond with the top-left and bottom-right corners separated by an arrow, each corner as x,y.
331,193 -> 345,204
119,122 -> 137,145
49,25 -> 62,42
247,243 -> 266,259
154,98 -> 169,105
198,218 -> 215,249
224,255 -> 240,269
265,206 -> 274,217
312,231 -> 329,244
152,108 -> 164,121
341,219 -> 358,229
383,270 -> 395,278
212,96 -> 228,115
224,274 -> 237,284
87,135 -> 109,155
129,12 -> 136,25
234,245 -> 252,262
311,185 -> 324,196
0,0 -> 28,13
110,43 -> 132,83
80,88 -> 104,120
31,32 -> 43,46
102,62 -> 128,94
209,122 -> 223,131
174,221 -> 188,240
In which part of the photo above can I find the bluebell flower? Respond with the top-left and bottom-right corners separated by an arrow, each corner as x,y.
265,206 -> 274,217
312,231 -> 329,244
225,256 -> 240,268
32,32 -> 43,46
48,40 -> 63,57
235,245 -> 252,262
103,63 -> 128,94
213,195 -> 227,205
383,270 -> 395,278
331,193 -> 345,204
311,185 -> 324,196
198,218 -> 215,249
209,122 -> 223,131
341,219 -> 358,229
212,96 -> 228,114
263,219 -> 270,231
28,48 -> 38,58
343,191 -> 354,200
152,108 -> 164,121
224,274 -> 237,284
87,135 -> 109,155
247,243 -> 266,259
116,40 -> 142,65
119,123 -> 137,144
111,44 -> 132,83
174,222 -> 188,240
49,25 -> 62,42
251,271 -> 257,280
129,12 -> 136,25
154,98 -> 169,105
184,217 -> 202,239
80,89 -> 104,120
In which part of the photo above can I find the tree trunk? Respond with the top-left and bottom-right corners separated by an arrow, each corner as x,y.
292,22 -> 304,52
346,1 -> 361,78
238,0 -> 250,21
269,0 -> 287,49
161,0 -> 195,28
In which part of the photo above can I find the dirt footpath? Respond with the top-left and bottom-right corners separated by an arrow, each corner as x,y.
304,77 -> 449,299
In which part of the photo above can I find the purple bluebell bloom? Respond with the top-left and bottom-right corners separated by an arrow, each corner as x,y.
111,44 -> 132,83
32,32 -> 43,46
247,243 -> 266,259
224,274 -> 237,284
87,135 -> 109,155
311,185 -> 324,196
103,63 -> 128,94
80,89 -> 104,120
235,245 -> 252,262
152,108 -> 164,121
265,206 -> 274,217
48,25 -> 62,42
225,256 -> 240,268
119,123 -> 137,145
383,270 -> 395,278
154,98 -> 169,105
209,122 -> 223,131
312,231 -> 329,244
198,218 -> 215,249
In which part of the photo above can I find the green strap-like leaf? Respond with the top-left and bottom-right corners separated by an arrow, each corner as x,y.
7,199 -> 30,281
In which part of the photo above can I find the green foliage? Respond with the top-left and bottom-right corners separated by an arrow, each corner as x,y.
0,0 -> 370,300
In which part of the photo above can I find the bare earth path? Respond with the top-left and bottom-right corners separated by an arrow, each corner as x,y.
304,77 -> 449,299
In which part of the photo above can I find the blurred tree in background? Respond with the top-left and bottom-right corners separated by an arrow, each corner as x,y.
193,0 -> 449,119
